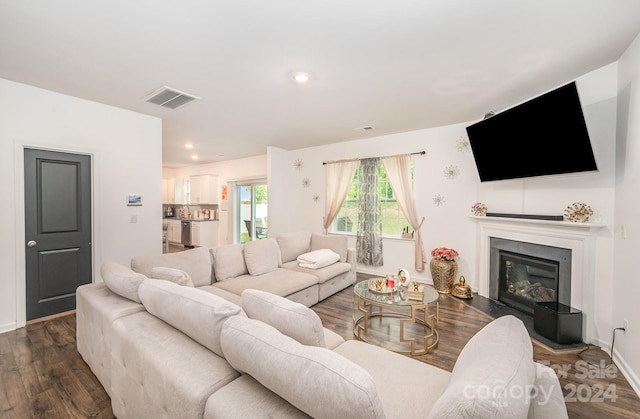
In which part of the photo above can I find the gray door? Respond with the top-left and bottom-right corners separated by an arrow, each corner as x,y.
24,148 -> 92,320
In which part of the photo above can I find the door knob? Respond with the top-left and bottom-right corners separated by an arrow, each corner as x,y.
27,240 -> 37,248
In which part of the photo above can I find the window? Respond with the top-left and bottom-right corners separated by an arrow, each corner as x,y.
237,182 -> 268,243
331,163 -> 413,237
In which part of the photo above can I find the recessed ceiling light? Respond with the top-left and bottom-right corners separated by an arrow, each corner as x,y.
292,72 -> 310,84
191,154 -> 198,160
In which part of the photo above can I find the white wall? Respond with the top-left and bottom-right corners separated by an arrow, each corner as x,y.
614,32 -> 640,395
476,65 -> 619,349
268,123 -> 480,285
0,78 -> 162,333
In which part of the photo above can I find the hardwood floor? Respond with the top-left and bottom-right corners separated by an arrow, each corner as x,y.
1,277 -> 639,418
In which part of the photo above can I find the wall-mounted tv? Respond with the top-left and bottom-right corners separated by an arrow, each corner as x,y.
465,82 -> 598,182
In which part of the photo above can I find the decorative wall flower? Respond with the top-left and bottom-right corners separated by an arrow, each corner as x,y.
302,177 -> 311,188
312,194 -> 320,202
471,202 -> 488,216
293,158 -> 304,171
443,165 -> 460,179
456,136 -> 470,153
433,194 -> 445,206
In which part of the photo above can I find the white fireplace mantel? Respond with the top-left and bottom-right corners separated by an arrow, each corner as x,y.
472,215 -> 606,343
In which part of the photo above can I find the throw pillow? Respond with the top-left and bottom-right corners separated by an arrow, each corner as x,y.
276,231 -> 312,263
311,233 -> 348,262
243,238 -> 281,276
242,289 -> 326,347
100,261 -> 146,303
212,243 -> 248,281
138,278 -> 244,357
149,266 -> 195,287
220,316 -> 384,419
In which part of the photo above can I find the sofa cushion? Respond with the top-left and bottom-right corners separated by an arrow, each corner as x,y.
311,233 -> 348,262
242,289 -> 326,347
281,260 -> 351,284
100,261 -> 146,303
212,269 -> 318,298
427,315 -> 536,419
138,279 -> 244,357
335,339 -> 452,417
130,246 -> 213,287
212,243 -> 248,281
220,316 -> 384,419
276,231 -> 312,263
149,266 -> 195,287
243,238 -> 281,276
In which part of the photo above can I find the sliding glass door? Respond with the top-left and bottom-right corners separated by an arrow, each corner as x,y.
237,181 -> 268,243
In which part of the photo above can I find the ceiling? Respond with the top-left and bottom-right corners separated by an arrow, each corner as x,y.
2,1 -> 640,168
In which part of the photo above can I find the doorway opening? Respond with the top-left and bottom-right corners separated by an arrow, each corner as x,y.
237,181 -> 268,243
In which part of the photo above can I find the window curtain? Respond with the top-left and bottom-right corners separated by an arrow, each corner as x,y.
323,159 -> 359,234
381,154 -> 426,272
357,158 -> 384,266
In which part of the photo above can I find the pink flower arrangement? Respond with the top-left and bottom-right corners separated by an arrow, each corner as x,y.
431,247 -> 459,261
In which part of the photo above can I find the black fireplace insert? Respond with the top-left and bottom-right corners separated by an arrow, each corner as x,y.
498,250 -> 559,315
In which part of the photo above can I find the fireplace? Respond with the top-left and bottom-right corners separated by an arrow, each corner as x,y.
498,250 -> 559,315
489,237 -> 572,315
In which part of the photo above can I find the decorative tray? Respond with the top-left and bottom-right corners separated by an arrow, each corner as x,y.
368,278 -> 395,295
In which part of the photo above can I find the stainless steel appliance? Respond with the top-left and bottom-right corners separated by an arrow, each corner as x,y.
181,220 -> 192,246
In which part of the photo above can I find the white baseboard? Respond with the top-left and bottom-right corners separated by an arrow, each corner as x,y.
0,322 -> 17,334
612,348 -> 640,399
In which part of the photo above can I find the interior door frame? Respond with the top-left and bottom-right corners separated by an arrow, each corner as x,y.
13,140 -> 97,329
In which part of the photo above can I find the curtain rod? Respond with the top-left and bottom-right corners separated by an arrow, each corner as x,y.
322,150 -> 425,165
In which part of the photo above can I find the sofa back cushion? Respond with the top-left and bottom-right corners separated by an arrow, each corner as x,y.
101,261 -> 146,303
427,315 -> 535,419
242,289 -> 326,347
221,316 -> 384,419
130,246 -> 213,287
212,243 -> 248,281
311,233 -> 348,262
149,266 -> 195,287
138,279 -> 244,357
276,231 -> 311,263
243,238 -> 281,276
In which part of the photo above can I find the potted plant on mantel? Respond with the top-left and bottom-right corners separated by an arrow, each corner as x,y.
430,247 -> 459,294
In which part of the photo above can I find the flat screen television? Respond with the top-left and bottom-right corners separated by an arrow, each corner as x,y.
466,82 -> 598,182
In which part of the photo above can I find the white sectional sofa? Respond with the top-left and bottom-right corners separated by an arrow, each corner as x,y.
77,276 -> 568,418
76,231 -> 568,418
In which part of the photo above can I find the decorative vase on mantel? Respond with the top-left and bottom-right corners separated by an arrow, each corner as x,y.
430,258 -> 458,294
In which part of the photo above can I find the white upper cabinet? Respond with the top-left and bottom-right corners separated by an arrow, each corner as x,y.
162,178 -> 186,204
189,175 -> 219,204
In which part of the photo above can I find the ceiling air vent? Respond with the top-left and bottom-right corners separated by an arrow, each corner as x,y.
144,86 -> 200,109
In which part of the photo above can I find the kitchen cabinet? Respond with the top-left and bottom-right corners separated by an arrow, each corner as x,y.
168,220 -> 182,243
191,221 -> 219,248
162,178 -> 186,204
189,175 -> 219,204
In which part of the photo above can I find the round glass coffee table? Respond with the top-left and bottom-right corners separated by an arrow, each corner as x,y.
352,279 -> 439,356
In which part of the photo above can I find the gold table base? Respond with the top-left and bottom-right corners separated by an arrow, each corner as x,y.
352,292 -> 439,356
